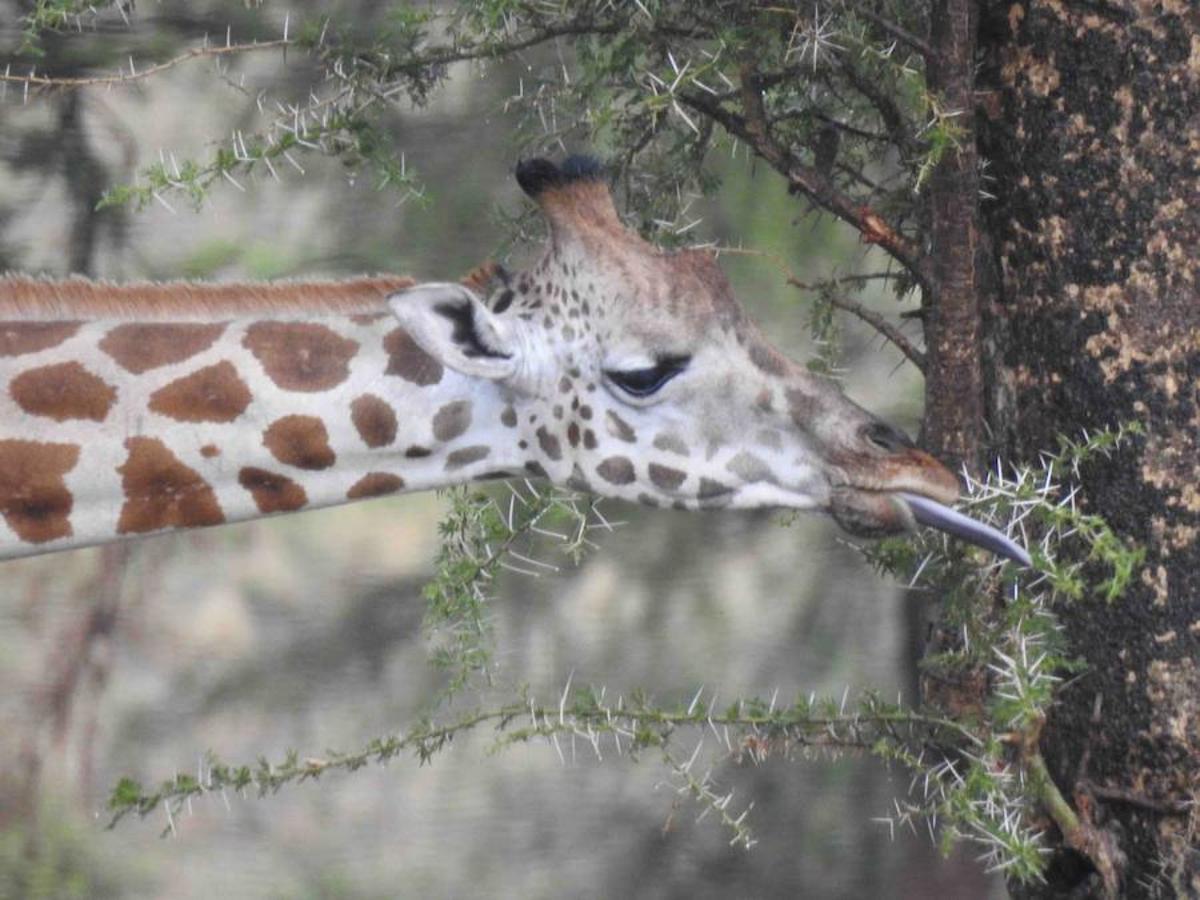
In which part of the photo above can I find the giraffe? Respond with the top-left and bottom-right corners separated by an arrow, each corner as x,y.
0,156 -> 1028,566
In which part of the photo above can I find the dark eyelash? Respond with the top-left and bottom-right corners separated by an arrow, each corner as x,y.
605,355 -> 690,397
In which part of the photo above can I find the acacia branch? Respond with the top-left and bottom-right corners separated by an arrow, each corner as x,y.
1,38 -> 293,89
824,293 -> 926,371
853,7 -> 934,58
716,247 -> 925,371
678,87 -> 930,288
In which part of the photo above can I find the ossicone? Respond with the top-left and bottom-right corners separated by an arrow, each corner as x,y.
515,155 -> 606,198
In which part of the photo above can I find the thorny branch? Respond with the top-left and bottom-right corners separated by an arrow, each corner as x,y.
677,86 -> 930,287
716,247 -> 926,371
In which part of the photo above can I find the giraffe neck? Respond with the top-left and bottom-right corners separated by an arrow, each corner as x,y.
0,282 -> 518,560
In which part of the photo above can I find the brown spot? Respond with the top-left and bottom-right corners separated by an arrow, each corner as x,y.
10,362 -> 116,422
605,410 -> 637,443
0,322 -> 80,357
649,463 -> 687,491
405,445 -> 432,458
501,405 -> 518,427
747,338 -> 788,376
147,361 -> 251,423
262,415 -> 336,470
727,451 -> 777,484
117,437 -> 225,534
446,445 -> 490,470
536,426 -> 563,461
579,405 -> 593,420
787,387 -> 820,428
597,456 -> 635,485
99,322 -> 225,374
243,321 -> 358,392
525,461 -> 549,479
384,327 -> 443,386
698,478 -> 734,501
637,492 -> 660,508
200,444 -> 220,458
238,466 -> 307,513
351,394 -> 398,448
0,440 -> 79,543
567,422 -> 581,447
652,433 -> 689,457
347,472 -> 405,499
583,429 -> 598,450
432,401 -> 472,442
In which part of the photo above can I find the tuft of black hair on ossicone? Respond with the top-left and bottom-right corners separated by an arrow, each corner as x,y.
515,155 -> 605,198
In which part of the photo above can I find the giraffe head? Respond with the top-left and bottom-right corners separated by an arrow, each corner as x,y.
389,157 -> 1027,563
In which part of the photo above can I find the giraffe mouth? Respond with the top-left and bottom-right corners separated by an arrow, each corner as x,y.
830,487 -> 1031,567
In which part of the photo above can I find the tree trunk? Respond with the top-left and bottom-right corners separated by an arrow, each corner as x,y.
976,2 -> 1199,895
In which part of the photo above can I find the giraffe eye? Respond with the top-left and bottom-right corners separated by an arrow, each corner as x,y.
604,356 -> 690,398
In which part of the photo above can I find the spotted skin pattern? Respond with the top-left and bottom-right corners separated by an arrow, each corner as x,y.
0,160 -> 960,560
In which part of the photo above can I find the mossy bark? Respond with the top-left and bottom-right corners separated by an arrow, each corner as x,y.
975,2 -> 1199,895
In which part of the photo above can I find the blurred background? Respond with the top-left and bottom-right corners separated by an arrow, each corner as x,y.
0,3 -> 999,897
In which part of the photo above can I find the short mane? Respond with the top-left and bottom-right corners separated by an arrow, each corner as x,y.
0,274 -> 417,320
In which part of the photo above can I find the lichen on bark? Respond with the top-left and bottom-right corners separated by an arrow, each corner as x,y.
977,1 -> 1200,894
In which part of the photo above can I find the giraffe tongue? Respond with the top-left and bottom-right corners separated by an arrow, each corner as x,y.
898,493 -> 1033,568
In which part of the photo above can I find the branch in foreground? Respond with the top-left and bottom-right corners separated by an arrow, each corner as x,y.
1,38 -> 292,90
105,689 -> 973,841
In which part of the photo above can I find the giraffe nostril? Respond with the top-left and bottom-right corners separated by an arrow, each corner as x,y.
862,421 -> 915,453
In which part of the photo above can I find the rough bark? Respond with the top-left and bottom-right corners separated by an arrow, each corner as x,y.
924,0 -> 984,471
977,2 -> 1199,895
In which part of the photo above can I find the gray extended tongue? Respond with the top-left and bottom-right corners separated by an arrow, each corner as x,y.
898,493 -> 1033,568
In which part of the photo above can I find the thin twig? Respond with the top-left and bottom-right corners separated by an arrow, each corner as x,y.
0,39 -> 292,89
677,86 -> 929,288
714,246 -> 925,371
824,293 -> 926,371
853,7 -> 935,58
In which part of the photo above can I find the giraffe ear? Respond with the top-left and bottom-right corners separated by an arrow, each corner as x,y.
386,283 -> 518,380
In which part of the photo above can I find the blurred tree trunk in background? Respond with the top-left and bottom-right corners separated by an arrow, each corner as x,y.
973,3 -> 1198,895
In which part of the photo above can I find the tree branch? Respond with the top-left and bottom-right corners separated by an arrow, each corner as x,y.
1,38 -> 292,89
677,86 -> 930,288
824,293 -> 926,371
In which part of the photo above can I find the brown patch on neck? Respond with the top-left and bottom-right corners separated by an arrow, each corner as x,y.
0,321 -> 80,356
117,437 -> 225,534
10,362 -> 117,422
100,322 -> 225,373
238,467 -> 307,513
384,327 -> 443,386
347,472 -> 405,499
242,321 -> 358,392
0,275 -> 415,320
0,439 -> 79,543
350,394 -> 398,448
148,361 -> 252,423
262,415 -> 336,470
